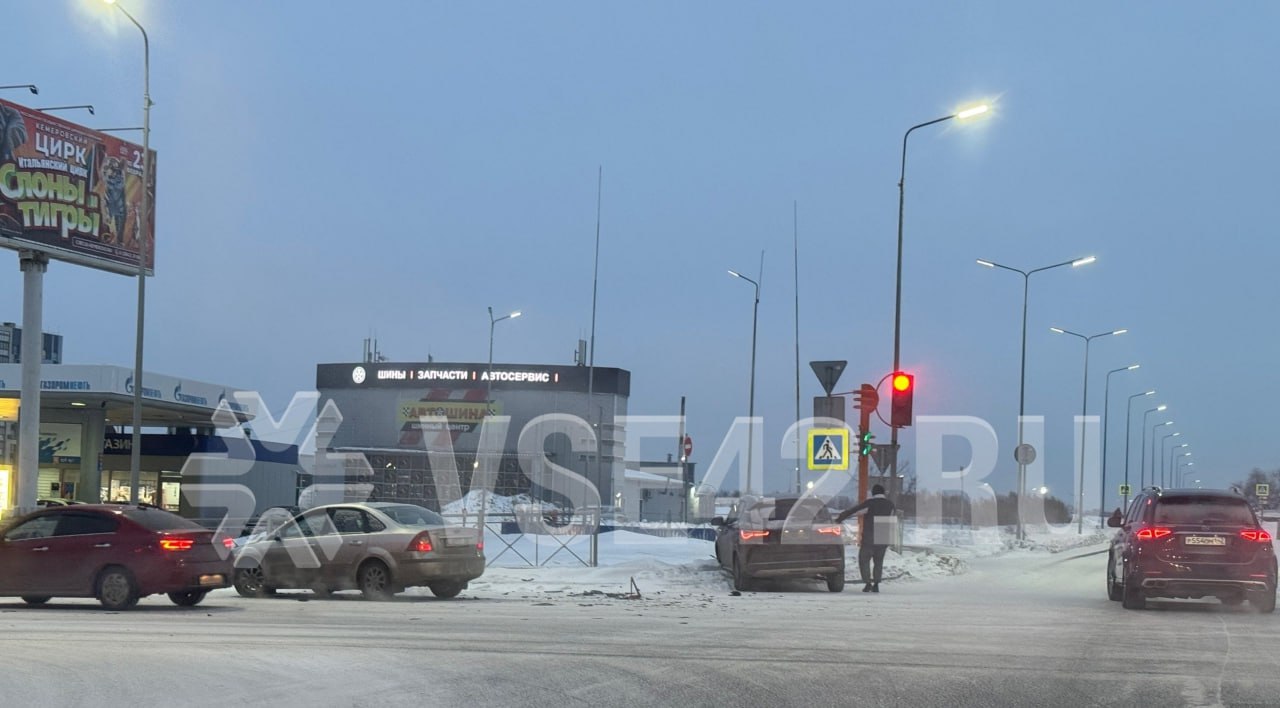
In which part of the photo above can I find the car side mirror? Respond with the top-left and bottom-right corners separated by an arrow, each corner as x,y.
1106,509 -> 1123,528
710,516 -> 724,527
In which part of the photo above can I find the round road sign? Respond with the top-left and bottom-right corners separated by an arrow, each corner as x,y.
1014,443 -> 1037,466
683,435 -> 693,457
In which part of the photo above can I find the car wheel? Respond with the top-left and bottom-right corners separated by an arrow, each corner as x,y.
168,590 -> 208,607
233,567 -> 275,598
826,571 -> 845,593
96,566 -> 139,611
1121,569 -> 1145,610
1106,556 -> 1122,602
429,580 -> 464,599
732,553 -> 752,592
20,596 -> 51,605
1251,587 -> 1276,614
358,560 -> 394,601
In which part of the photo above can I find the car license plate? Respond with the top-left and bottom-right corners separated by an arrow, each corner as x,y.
445,536 -> 471,547
1184,535 -> 1226,546
198,574 -> 225,586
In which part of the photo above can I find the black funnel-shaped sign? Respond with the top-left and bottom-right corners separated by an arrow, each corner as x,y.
809,360 -> 847,396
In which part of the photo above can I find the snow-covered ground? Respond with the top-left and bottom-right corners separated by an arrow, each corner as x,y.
443,517 -> 1112,600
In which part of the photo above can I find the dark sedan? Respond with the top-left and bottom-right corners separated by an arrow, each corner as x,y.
0,504 -> 233,610
712,495 -> 846,592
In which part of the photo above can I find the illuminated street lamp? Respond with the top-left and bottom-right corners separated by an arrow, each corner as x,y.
1162,439 -> 1186,487
1137,405 -> 1167,489
891,101 -> 993,487
1049,326 -> 1127,533
103,0 -> 153,505
1099,364 -> 1139,524
1168,443 -> 1189,484
1123,393 -> 1157,504
728,269 -> 760,495
977,255 -> 1094,538
1146,419 -> 1173,487
486,307 -> 522,399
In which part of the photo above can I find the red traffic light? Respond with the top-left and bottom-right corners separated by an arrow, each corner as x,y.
890,372 -> 914,428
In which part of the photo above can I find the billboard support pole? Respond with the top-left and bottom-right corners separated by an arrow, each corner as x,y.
114,2 -> 151,506
15,250 -> 48,514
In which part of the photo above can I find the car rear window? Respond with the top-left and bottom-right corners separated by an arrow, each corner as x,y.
749,498 -> 832,523
123,508 -> 208,531
1153,497 -> 1256,526
376,504 -> 446,527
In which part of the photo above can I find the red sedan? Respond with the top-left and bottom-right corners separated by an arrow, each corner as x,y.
0,504 -> 233,610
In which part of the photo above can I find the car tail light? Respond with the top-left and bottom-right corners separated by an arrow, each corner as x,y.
1240,529 -> 1273,542
1135,527 -> 1173,541
816,526 -> 843,536
221,537 -> 236,550
159,537 -> 195,551
408,531 -> 434,553
476,539 -> 484,551
739,529 -> 768,541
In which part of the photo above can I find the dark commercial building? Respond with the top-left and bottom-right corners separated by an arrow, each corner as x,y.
315,362 -> 630,512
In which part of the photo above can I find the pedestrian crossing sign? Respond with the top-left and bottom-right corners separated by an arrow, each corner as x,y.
807,428 -> 849,471
1119,483 -> 1132,497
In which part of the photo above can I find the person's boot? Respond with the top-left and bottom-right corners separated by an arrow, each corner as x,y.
862,583 -> 873,593
871,582 -> 880,593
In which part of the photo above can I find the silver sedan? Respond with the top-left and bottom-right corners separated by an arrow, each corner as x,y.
232,502 -> 484,600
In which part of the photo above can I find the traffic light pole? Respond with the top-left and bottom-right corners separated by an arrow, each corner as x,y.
856,392 -> 872,549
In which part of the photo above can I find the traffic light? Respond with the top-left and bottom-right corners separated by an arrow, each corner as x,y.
859,430 -> 874,456
890,371 -> 914,428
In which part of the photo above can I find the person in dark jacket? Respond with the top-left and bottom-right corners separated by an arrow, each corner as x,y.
836,484 -> 896,593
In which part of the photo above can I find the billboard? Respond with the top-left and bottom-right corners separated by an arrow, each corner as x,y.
0,97 -> 155,275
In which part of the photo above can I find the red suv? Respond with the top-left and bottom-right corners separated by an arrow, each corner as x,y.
1107,488 -> 1277,612
0,505 -> 233,610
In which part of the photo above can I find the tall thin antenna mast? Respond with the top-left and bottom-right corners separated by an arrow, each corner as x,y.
793,201 -> 801,494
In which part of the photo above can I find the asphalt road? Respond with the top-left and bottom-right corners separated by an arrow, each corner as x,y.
2,547 -> 1278,708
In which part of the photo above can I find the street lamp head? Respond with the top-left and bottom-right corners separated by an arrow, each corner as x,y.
1161,420 -> 1174,427
1144,390 -> 1156,396
1049,327 -> 1066,335
1071,256 -> 1097,268
1127,364 -> 1141,371
1156,404 -> 1167,411
976,259 -> 995,268
1111,329 -> 1129,336
955,104 -> 991,121
509,311 -> 522,319
727,269 -> 742,279
1172,433 -> 1181,438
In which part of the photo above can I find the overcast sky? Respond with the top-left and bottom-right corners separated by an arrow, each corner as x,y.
6,1 -> 1278,505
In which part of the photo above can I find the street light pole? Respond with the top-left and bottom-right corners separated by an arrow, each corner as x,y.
486,307 -> 522,403
1137,405 -> 1165,488
1050,327 -> 1127,533
1159,433 -> 1181,487
107,0 -> 151,506
0,85 -> 38,94
1123,392 -> 1156,506
976,255 -> 1095,539
1100,364 -> 1139,524
1168,443 -> 1188,485
728,269 -> 760,495
892,103 -> 991,488
1151,420 -> 1172,487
